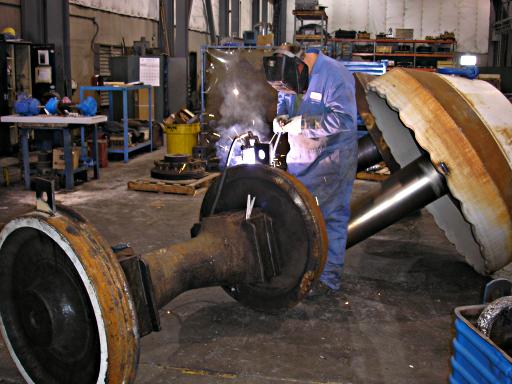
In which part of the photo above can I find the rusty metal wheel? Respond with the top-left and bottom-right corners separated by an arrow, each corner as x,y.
201,164 -> 328,312
0,210 -> 139,384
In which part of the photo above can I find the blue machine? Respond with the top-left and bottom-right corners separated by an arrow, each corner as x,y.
44,97 -> 60,115
76,96 -> 98,116
15,96 -> 41,116
44,96 -> 97,116
437,66 -> 480,80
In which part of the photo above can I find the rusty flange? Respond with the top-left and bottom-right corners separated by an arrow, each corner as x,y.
367,69 -> 512,274
0,209 -> 139,383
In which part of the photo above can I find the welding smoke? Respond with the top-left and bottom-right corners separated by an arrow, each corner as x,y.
207,51 -> 273,167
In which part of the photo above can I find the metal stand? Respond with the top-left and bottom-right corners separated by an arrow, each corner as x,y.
80,85 -> 153,163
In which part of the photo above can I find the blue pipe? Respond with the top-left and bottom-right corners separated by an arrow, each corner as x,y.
437,66 -> 479,80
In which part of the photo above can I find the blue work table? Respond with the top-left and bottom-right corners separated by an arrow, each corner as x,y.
80,84 -> 153,162
0,114 -> 107,190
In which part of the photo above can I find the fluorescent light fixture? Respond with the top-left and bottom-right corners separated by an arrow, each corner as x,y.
460,54 -> 477,66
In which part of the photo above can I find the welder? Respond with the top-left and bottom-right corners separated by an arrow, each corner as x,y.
263,47 -> 358,297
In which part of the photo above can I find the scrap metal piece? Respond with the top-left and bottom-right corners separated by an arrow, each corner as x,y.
151,154 -> 208,180
477,296 -> 512,337
367,69 -> 512,274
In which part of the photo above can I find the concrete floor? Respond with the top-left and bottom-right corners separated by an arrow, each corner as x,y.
0,148 -> 489,384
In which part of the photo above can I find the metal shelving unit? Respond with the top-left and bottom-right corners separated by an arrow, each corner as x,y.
80,84 -> 153,163
330,38 -> 456,70
293,9 -> 328,47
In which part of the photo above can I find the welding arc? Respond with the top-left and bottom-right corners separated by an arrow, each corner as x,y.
209,133 -> 248,216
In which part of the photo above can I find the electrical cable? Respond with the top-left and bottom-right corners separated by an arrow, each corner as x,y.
209,133 -> 248,216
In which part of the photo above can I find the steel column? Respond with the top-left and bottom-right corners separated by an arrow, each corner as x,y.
20,0 -> 45,42
273,0 -> 287,45
262,0 -> 268,24
46,0 -> 71,97
21,0 -> 71,97
159,0 -> 174,56
204,0 -> 216,44
252,0 -> 260,27
175,0 -> 190,58
219,0 -> 229,38
231,0 -> 240,37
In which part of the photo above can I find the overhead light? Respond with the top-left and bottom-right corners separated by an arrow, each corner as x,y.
460,54 -> 477,66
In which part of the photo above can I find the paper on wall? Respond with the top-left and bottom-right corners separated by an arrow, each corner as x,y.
139,57 -> 160,87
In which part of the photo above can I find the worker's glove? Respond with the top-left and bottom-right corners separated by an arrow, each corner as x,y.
273,114 -> 289,133
283,115 -> 302,135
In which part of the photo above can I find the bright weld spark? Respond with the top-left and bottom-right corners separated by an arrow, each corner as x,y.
232,88 -> 239,96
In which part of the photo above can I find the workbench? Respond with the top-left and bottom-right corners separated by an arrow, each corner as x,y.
0,114 -> 107,190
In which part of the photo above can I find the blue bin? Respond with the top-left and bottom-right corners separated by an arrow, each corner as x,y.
450,305 -> 512,384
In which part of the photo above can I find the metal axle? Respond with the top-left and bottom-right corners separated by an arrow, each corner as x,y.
143,210 -> 279,310
347,155 -> 447,248
357,134 -> 383,172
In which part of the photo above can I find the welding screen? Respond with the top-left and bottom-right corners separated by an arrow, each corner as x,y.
203,48 -> 278,133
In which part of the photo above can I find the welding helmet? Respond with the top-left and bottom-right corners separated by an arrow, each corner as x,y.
263,49 -> 308,94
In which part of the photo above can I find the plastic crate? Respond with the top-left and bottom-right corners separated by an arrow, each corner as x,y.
450,305 -> 512,384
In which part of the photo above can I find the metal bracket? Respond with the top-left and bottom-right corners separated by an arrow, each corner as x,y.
118,255 -> 161,336
34,177 -> 56,215
243,211 -> 281,283
483,278 -> 512,304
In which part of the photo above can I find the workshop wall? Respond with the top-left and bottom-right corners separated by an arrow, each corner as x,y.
0,0 -> 21,36
189,0 -> 259,37
286,0 -> 491,54
70,0 -> 159,20
69,4 -> 158,97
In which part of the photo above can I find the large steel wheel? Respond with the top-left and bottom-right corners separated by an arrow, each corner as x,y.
0,211 -> 139,384
200,164 -> 328,312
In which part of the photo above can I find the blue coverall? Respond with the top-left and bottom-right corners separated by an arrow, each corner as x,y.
277,53 -> 358,290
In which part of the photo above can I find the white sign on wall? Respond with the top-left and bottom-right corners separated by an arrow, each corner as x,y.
139,57 -> 160,87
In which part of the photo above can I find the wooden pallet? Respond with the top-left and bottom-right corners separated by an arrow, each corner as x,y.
127,172 -> 220,196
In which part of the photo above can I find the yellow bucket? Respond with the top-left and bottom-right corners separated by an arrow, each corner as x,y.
164,123 -> 200,155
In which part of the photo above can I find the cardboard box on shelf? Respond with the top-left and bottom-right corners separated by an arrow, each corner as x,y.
53,147 -> 81,170
395,28 -> 414,39
376,46 -> 393,53
257,34 -> 274,46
